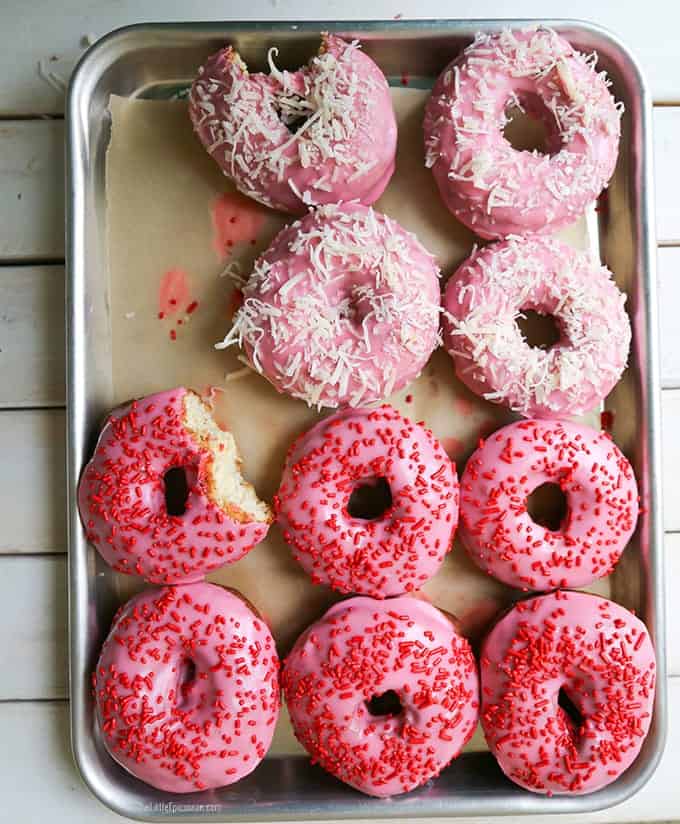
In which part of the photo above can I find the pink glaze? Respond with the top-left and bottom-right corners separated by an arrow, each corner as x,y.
282,596 -> 479,797
442,236 -> 630,418
275,405 -> 459,597
481,590 -> 656,795
424,27 -> 622,239
94,583 -> 280,792
459,419 -> 639,591
218,203 -> 441,409
211,191 -> 266,260
78,387 -> 270,584
159,268 -> 191,317
189,34 -> 397,214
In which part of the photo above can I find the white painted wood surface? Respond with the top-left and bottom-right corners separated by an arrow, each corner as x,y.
0,121 -> 64,260
659,247 -> 680,388
0,266 -> 65,406
654,108 -> 680,246
2,0 -> 680,116
0,410 -> 65,553
0,556 -> 67,700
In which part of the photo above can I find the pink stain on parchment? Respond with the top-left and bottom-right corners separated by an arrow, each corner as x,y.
159,268 -> 191,317
211,192 -> 266,260
453,395 -> 475,417
442,436 -> 464,461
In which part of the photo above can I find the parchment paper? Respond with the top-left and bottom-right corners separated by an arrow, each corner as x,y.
106,88 -> 604,756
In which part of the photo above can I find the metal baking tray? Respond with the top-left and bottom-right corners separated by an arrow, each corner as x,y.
67,19 -> 666,821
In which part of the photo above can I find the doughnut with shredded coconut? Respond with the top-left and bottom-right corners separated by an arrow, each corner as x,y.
217,203 -> 442,409
442,236 -> 630,418
189,34 -> 397,214
424,27 -> 622,239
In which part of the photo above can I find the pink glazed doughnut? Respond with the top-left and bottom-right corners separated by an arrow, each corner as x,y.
481,590 -> 656,795
424,27 -> 622,239
78,388 -> 272,584
282,596 -> 479,797
189,34 -> 397,213
459,419 -> 639,591
275,405 -> 459,597
94,583 -> 280,792
219,203 -> 441,409
442,236 -> 631,418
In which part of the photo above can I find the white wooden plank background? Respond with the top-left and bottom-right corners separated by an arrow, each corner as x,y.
0,556 -> 67,700
0,121 -> 64,261
654,108 -> 680,246
0,266 -> 65,406
0,410 -> 66,553
0,1 -> 678,821
3,0 -> 680,116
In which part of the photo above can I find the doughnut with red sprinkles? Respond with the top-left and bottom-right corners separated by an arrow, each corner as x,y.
78,387 -> 272,584
94,583 -> 280,792
282,596 -> 479,797
481,590 -> 656,795
275,405 -> 459,597
458,418 -> 639,591
424,27 -> 622,239
189,34 -> 397,214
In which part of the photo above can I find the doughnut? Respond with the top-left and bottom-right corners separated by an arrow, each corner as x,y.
442,236 -> 630,418
218,203 -> 441,409
459,418 -> 639,591
424,27 -> 622,239
481,590 -> 656,795
94,583 -> 280,792
189,34 -> 397,214
275,404 -> 459,597
78,387 -> 272,584
282,596 -> 479,797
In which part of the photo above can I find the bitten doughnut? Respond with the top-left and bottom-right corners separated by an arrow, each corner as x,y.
189,34 -> 397,214
218,203 -> 441,409
94,583 -> 280,792
442,237 -> 630,418
481,590 -> 656,795
78,387 -> 272,584
424,27 -> 622,239
275,405 -> 459,597
283,596 -> 479,797
459,418 -> 639,591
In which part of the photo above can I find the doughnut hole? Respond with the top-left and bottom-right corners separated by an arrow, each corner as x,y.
163,466 -> 191,516
517,309 -> 561,350
365,689 -> 403,717
176,657 -> 198,706
347,477 -> 393,520
274,96 -> 312,133
557,685 -> 585,743
502,93 -> 558,154
526,482 -> 568,532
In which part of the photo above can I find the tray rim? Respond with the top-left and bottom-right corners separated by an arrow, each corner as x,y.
66,17 -> 667,821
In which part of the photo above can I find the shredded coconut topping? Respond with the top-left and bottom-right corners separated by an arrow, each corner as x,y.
424,27 -> 622,236
189,34 -> 395,212
217,204 -> 441,409
443,236 -> 630,417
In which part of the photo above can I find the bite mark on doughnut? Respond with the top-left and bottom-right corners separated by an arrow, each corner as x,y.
182,390 -> 272,524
